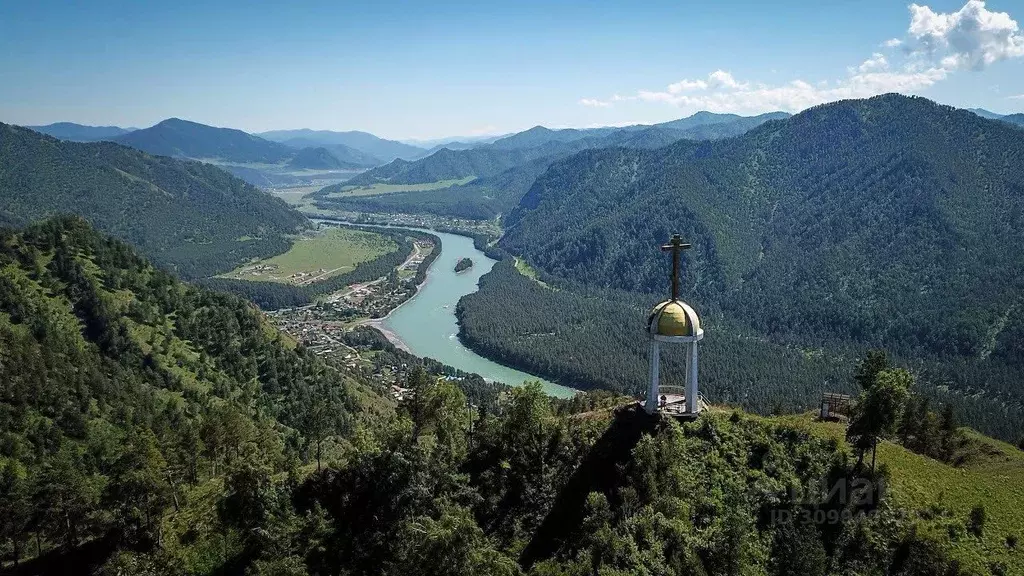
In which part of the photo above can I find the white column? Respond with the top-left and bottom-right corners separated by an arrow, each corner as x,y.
646,341 -> 660,414
686,342 -> 700,414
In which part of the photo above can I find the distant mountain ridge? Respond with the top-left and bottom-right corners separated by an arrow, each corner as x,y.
275,137 -> 381,167
258,128 -> 426,162
1001,113 -> 1024,127
286,146 -> 365,170
0,122 -> 306,277
114,118 -> 297,163
313,113 -> 792,221
967,108 -> 1005,120
24,122 -> 135,142
346,111 -> 791,188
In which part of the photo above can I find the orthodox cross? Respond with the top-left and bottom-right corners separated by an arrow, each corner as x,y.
661,234 -> 691,301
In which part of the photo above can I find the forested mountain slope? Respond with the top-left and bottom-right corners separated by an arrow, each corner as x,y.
343,144 -> 575,186
0,217 -> 359,569
23,122 -> 134,142
1,219 -> 1018,575
320,115 -> 791,220
0,123 -> 306,277
500,94 -> 1024,414
1001,113 -> 1024,127
114,118 -> 297,163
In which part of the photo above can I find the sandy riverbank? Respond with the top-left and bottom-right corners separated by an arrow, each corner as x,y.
362,318 -> 413,353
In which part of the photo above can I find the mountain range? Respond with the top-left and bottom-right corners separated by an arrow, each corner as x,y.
258,128 -> 427,163
1002,113 -> 1024,127
499,95 -> 1024,409
347,111 -> 792,187
311,111 -> 792,219
112,118 -> 307,164
0,122 -> 306,277
25,122 -> 136,142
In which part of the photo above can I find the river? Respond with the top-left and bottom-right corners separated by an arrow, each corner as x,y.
377,227 -> 576,398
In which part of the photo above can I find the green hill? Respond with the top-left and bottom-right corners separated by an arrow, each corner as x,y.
23,122 -> 134,142
286,146 -> 362,170
114,118 -> 296,164
0,122 -> 306,278
0,216 -> 363,570
258,128 -> 426,162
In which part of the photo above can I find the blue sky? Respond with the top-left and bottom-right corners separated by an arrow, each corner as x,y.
1,0 -> 1023,140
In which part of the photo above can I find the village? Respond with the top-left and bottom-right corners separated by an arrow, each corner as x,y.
264,235 -> 436,403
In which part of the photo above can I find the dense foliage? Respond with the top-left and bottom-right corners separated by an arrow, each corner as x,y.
457,259 -> 1022,441
1,123 -> 306,278
454,257 -> 473,273
0,217 -> 360,569
494,94 -> 1024,439
0,218 -> 1016,574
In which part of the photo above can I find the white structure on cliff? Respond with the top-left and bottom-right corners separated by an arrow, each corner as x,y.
645,234 -> 704,416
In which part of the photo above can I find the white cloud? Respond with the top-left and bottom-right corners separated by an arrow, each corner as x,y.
579,98 -> 613,108
852,53 -> 889,74
708,70 -> 745,89
906,0 -> 1024,70
599,66 -> 949,114
579,1 -> 1023,114
667,79 -> 708,93
1009,93 -> 1024,100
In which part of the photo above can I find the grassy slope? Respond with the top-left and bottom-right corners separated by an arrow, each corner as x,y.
218,227 -> 397,284
778,413 -> 1024,574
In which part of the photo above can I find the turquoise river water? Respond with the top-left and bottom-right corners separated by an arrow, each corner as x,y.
379,228 -> 576,398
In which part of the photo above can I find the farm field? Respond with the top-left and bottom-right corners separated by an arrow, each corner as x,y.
326,176 -> 475,197
269,185 -> 322,207
219,227 -> 397,285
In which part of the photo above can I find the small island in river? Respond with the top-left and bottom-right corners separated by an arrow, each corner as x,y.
454,257 -> 473,273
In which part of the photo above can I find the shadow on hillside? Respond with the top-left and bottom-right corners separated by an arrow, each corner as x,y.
520,403 -> 661,570
0,533 -> 119,576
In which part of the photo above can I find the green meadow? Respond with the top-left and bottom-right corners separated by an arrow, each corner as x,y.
326,176 -> 475,197
219,227 -> 397,285
781,414 -> 1024,574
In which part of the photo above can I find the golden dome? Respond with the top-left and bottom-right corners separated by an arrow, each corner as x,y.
648,299 -> 700,337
